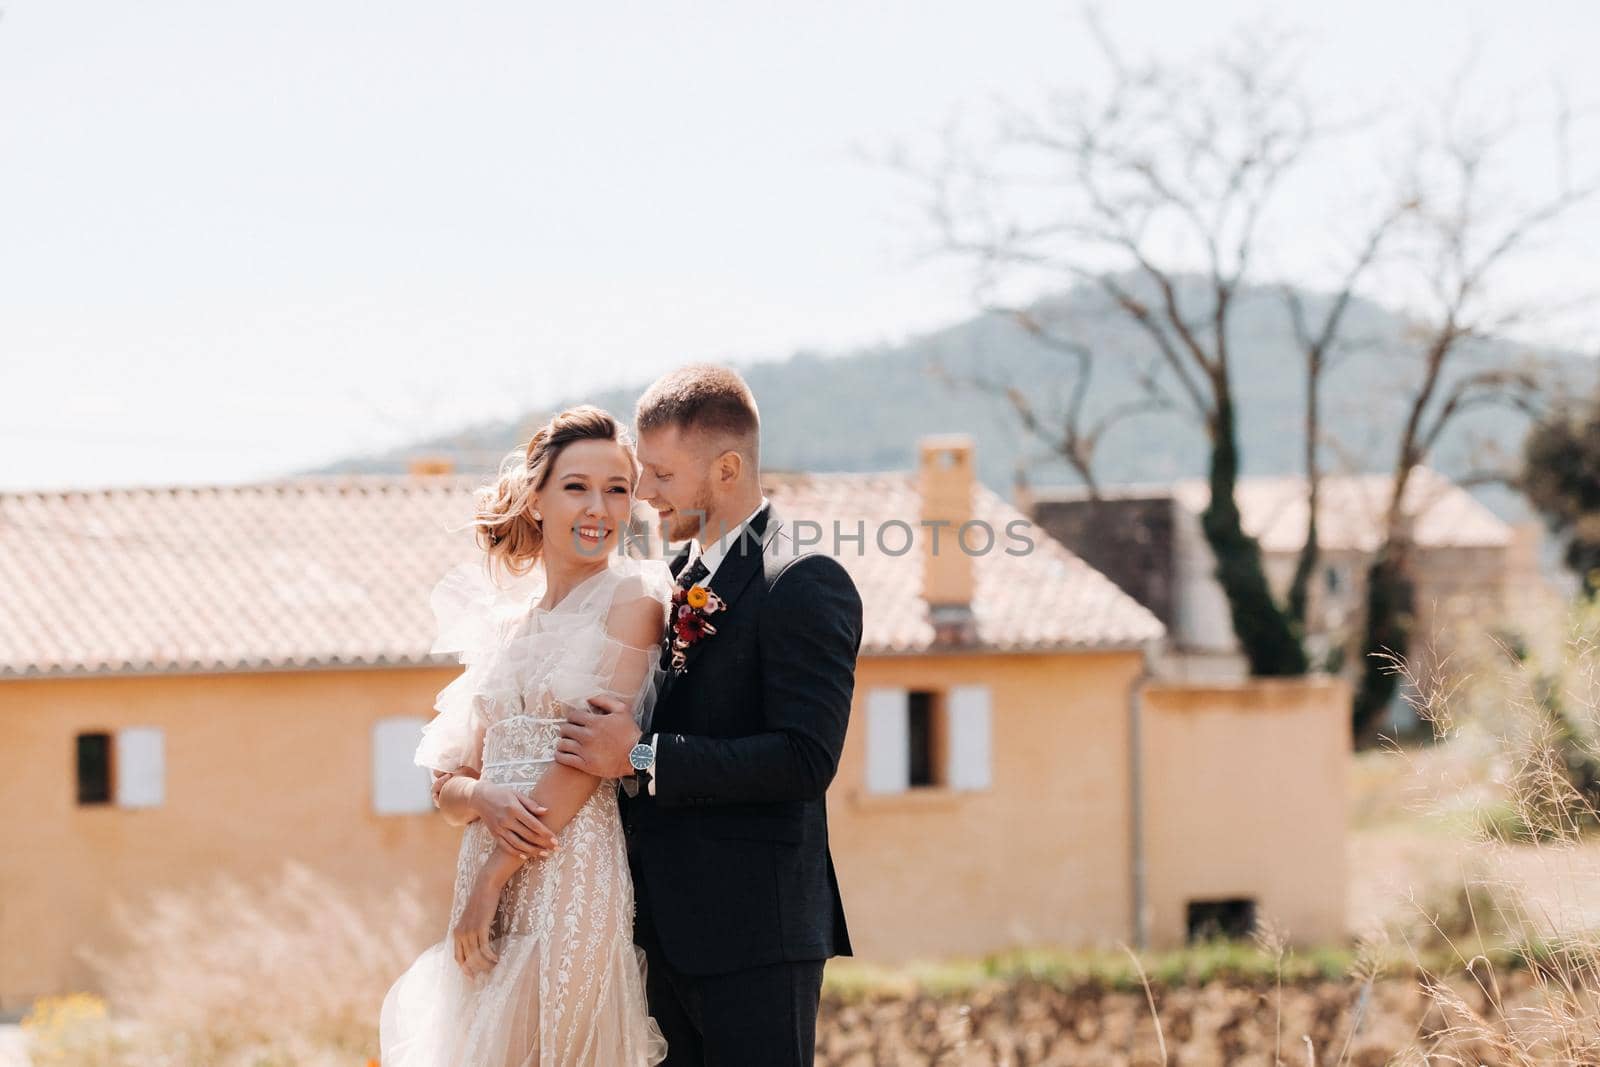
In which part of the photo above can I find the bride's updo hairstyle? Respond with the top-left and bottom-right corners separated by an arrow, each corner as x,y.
473,405 -> 637,579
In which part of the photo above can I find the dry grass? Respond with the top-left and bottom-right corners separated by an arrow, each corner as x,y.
25,862 -> 431,1066
1359,602 -> 1600,1063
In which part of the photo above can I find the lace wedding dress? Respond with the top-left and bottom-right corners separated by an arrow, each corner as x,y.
379,555 -> 672,1067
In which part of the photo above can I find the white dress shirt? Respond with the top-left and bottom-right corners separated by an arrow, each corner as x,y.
685,496 -> 771,584
649,497 -> 770,796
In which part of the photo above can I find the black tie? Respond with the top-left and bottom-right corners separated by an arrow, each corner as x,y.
677,556 -> 710,590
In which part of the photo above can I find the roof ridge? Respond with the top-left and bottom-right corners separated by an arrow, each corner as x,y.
0,472 -> 484,502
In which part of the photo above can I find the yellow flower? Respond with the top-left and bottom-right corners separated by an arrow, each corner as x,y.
686,585 -> 709,609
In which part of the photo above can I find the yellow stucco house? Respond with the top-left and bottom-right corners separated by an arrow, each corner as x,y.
0,438 -> 1348,1012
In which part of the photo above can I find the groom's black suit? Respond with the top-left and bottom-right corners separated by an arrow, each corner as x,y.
621,503 -> 861,1066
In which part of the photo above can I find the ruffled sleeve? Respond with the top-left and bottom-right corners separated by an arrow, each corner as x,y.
540,558 -> 673,732
413,560 -> 543,775
599,559 -> 674,731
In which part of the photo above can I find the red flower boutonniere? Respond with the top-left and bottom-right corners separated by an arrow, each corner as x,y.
669,583 -> 724,674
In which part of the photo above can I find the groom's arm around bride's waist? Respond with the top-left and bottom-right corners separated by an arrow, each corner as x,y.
652,553 -> 863,808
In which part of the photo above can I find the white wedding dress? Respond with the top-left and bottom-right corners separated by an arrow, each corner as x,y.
380,555 -> 672,1067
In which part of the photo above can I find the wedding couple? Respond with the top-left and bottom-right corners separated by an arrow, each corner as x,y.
379,364 -> 863,1066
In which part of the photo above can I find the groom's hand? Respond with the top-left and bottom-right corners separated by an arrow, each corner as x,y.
555,696 -> 640,779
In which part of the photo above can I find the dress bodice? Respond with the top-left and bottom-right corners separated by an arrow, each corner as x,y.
413,555 -> 674,779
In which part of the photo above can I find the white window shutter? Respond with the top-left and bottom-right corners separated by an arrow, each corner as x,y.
116,727 -> 165,808
946,685 -> 993,791
373,717 -> 433,815
865,688 -> 910,794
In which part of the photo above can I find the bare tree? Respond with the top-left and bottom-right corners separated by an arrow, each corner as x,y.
1280,203 -> 1411,635
895,13 -> 1600,748
930,302 -> 1176,498
1351,102 -> 1600,746
899,20 -> 1334,675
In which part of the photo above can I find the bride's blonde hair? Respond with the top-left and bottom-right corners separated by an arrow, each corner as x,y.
473,405 -> 637,579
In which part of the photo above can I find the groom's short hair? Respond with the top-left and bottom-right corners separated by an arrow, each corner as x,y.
636,363 -> 760,462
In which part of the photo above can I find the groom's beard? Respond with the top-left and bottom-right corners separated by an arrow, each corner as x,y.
660,487 -> 717,545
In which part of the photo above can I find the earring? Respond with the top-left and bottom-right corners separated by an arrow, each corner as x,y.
532,511 -> 542,522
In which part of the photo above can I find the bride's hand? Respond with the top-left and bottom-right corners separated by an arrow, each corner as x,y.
470,780 -> 557,859
452,880 -> 501,979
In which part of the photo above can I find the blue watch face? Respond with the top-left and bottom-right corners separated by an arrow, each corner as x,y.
628,743 -> 654,771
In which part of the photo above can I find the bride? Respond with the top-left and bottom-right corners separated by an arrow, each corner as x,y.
380,405 -> 671,1066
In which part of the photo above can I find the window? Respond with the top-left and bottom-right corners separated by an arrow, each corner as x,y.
373,716 -> 433,815
76,728 -> 165,809
1186,898 -> 1258,942
76,732 -> 111,805
865,685 -> 992,795
907,691 -> 940,787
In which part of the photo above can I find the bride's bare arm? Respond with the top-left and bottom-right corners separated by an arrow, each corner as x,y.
456,764 -> 604,973
434,771 -> 558,858
431,768 -> 480,826
454,837 -> 525,976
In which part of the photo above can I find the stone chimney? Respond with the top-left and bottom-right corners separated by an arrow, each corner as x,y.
919,435 -> 978,645
407,456 -> 455,476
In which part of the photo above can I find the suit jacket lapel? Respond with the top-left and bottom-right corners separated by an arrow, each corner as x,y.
702,504 -> 771,608
667,543 -> 693,582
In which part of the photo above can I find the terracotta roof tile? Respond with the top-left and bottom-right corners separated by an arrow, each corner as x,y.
765,472 -> 1164,655
0,471 -> 1162,678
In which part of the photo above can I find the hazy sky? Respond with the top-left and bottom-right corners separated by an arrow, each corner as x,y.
4,1 -> 1597,491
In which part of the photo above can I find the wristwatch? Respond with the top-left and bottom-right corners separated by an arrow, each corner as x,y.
623,734 -> 656,798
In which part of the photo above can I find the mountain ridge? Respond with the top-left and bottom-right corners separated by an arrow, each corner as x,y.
307,281 -> 1597,524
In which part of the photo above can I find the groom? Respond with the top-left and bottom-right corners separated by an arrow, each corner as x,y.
556,363 -> 861,1066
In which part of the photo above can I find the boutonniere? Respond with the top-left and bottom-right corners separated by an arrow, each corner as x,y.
669,583 -> 725,674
